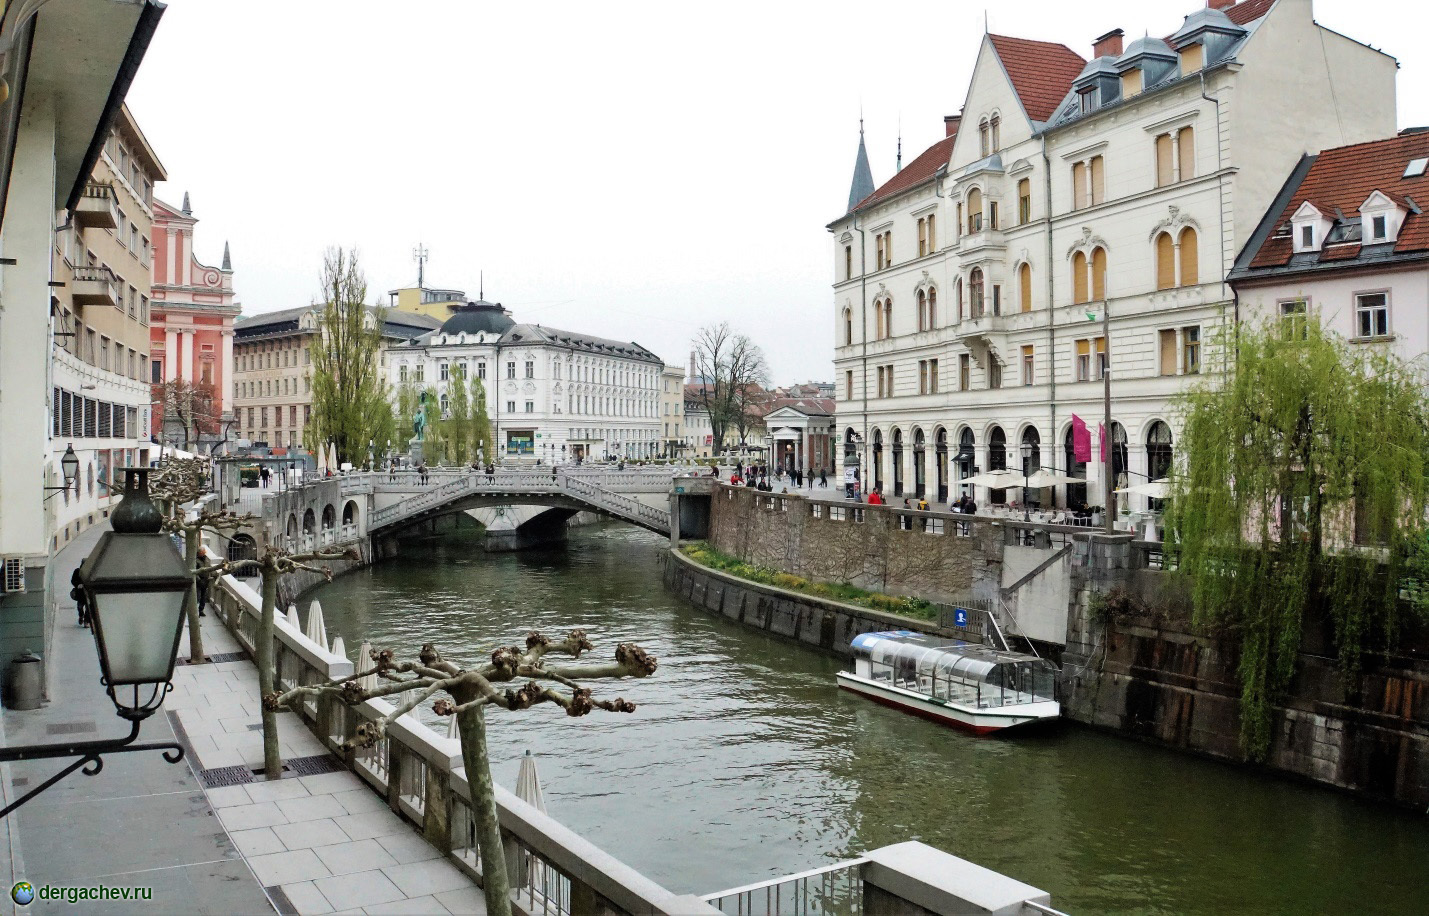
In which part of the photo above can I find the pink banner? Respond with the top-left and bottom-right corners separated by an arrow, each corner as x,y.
1099,423 -> 1106,463
1072,415 -> 1091,463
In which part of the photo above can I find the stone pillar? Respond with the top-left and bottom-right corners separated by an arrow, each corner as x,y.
181,329 -> 195,382
221,330 -> 234,415
164,327 -> 178,379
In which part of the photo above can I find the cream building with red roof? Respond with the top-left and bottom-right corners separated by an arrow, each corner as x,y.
830,0 -> 1398,511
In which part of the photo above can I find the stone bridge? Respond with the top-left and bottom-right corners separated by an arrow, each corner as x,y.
341,467 -> 685,549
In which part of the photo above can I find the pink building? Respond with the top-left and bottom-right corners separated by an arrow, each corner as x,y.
149,193 -> 239,431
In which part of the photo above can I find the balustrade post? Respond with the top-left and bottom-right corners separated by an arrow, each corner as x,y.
424,766 -> 452,853
386,738 -> 403,814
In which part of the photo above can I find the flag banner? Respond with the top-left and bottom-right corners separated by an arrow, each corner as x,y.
1072,415 -> 1091,463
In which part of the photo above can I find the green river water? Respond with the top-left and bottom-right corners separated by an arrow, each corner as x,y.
305,525 -> 1429,914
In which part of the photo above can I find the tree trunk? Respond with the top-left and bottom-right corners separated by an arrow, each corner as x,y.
258,570 -> 283,780
183,528 -> 204,663
456,703 -> 511,916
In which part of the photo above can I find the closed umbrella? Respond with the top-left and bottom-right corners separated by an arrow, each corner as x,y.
316,446 -> 328,477
356,640 -> 377,691
516,749 -> 548,896
305,600 -> 327,646
330,635 -> 345,659
286,604 -> 301,631
328,442 -> 340,474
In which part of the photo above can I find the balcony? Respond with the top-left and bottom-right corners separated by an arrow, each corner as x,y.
70,266 -> 120,308
74,183 -> 117,230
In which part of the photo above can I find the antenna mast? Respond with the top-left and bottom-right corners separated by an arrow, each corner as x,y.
412,243 -> 429,288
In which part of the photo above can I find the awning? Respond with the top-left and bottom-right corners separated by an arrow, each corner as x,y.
1115,479 -> 1170,498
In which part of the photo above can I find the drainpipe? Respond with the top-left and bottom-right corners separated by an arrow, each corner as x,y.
1040,140 -> 1058,503
1202,69 -> 1231,347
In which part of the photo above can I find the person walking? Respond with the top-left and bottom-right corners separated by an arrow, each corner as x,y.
195,547 -> 211,617
70,567 -> 89,628
820,467 -> 828,488
260,465 -> 271,488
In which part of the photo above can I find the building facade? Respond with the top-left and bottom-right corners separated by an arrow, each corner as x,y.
149,192 -> 240,434
660,365 -> 685,457
1231,131 -> 1429,360
233,305 -> 440,450
0,0 -> 165,678
384,299 -> 665,461
830,0 -> 1396,508
49,104 -> 165,544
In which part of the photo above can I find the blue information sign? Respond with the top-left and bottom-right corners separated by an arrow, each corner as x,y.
954,608 -> 969,628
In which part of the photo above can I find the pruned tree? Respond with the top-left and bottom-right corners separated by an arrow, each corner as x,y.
269,630 -> 656,916
208,545 -> 355,778
152,378 -> 221,448
692,322 -> 770,453
307,247 -> 395,465
148,456 -> 257,663
1168,316 -> 1429,760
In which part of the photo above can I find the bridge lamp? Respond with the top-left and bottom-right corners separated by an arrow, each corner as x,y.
78,468 -> 192,721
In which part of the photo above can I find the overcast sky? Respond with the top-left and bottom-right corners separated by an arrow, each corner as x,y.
126,0 -> 1428,384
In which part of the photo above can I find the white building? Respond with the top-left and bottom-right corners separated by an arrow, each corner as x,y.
385,300 -> 665,461
829,0 -> 1397,510
1231,131 -> 1429,359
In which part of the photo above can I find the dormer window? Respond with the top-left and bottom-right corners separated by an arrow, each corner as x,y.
1358,190 -> 1404,245
1371,215 -> 1387,241
1291,200 -> 1331,253
1301,225 -> 1315,248
1179,42 -> 1204,76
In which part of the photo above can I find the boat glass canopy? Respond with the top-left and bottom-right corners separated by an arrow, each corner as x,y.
850,631 -> 1057,709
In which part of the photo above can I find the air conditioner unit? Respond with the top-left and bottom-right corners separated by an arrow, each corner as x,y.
1,557 -> 26,594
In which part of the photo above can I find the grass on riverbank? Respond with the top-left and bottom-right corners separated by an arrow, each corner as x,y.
679,542 -> 936,622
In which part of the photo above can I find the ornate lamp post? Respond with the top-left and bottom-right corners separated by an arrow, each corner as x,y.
0,468 -> 187,817
367,439 -> 376,472
43,443 -> 80,500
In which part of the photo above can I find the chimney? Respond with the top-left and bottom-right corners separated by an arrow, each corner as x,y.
943,114 -> 961,138
688,350 -> 696,384
1207,0 -> 1236,9
1093,28 -> 1124,58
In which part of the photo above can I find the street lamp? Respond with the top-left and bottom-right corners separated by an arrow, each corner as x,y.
367,439 -> 376,472
43,444 -> 80,500
0,467 -> 186,818
1019,441 -> 1033,522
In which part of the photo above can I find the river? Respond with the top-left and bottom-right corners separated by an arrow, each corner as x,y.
305,524 -> 1429,914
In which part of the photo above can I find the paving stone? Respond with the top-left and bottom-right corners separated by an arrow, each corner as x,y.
245,777 -> 313,804
274,817 -> 353,851
435,886 -> 490,915
278,793 -> 350,823
383,857 -> 473,897
333,810 -> 410,842
314,868 -> 407,911
247,847 -> 332,886
365,895 -> 449,914
218,801 -> 288,832
278,880 -> 335,916
230,826 -> 286,857
312,838 -> 400,876
375,831 -> 445,864
299,771 -> 367,795
332,787 -> 389,815
205,784 -> 252,808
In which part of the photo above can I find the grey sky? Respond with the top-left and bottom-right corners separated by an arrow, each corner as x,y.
127,0 -> 1428,384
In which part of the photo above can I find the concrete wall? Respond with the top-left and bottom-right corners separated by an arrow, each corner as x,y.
1062,538 -> 1429,810
706,485 -> 1003,603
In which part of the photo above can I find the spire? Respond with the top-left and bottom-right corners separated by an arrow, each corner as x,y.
181,191 -> 191,215
479,270 -> 484,300
896,113 -> 903,172
847,118 -> 875,212
221,241 -> 231,271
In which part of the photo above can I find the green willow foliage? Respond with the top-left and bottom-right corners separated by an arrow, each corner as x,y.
470,375 -> 494,463
1166,316 -> 1429,761
307,248 -> 395,464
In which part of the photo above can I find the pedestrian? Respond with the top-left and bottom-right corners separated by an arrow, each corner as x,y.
70,567 -> 89,628
917,496 -> 929,511
820,468 -> 828,488
260,465 -> 271,488
195,547 -> 211,617
868,488 -> 884,506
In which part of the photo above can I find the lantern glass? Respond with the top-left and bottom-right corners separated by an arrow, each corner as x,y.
91,588 -> 187,684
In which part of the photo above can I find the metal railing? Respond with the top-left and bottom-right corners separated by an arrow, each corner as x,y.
701,857 -> 868,915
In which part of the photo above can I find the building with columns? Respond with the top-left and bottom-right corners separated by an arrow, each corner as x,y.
149,192 -> 240,434
384,299 -> 666,461
830,0 -> 1398,509
763,398 -> 837,474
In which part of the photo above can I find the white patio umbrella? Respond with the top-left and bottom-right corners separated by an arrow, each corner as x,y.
286,604 -> 301,630
305,600 -> 327,646
316,446 -> 329,477
1115,479 -> 1170,498
356,640 -> 377,690
958,470 -> 1025,489
328,442 -> 340,474
330,635 -> 346,659
1024,469 -> 1084,488
515,749 -> 547,813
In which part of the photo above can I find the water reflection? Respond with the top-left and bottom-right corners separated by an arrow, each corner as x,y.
307,526 -> 1429,913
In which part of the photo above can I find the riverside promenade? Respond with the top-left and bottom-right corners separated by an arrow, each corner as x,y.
0,524 -> 485,915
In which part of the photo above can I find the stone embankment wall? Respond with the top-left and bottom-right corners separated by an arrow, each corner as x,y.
661,550 -> 954,656
706,485 -> 1003,604
1063,538 -> 1429,810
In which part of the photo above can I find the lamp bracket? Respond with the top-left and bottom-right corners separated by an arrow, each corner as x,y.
0,718 -> 184,818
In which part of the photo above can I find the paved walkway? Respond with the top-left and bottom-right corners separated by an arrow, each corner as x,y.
1,524 -> 486,915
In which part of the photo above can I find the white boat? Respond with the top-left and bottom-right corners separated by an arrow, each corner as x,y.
836,631 -> 1060,734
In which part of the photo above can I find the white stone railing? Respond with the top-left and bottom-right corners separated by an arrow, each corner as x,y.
208,575 -> 718,915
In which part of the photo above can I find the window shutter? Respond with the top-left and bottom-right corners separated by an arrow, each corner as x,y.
1159,329 -> 1177,376
1019,264 -> 1032,312
1090,156 -> 1105,205
1072,252 -> 1088,305
1071,163 -> 1087,210
927,215 -> 936,252
1156,134 -> 1174,186
1091,248 -> 1107,301
1156,234 -> 1176,289
1177,128 -> 1195,181
1178,227 -> 1199,286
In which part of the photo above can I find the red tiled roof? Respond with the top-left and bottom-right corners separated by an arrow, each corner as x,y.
1319,243 -> 1362,262
764,397 -> 836,417
1224,0 -> 1277,26
1243,132 -> 1429,271
988,35 -> 1086,123
853,133 -> 957,211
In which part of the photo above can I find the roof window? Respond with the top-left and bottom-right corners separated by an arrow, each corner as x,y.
1406,158 -> 1428,178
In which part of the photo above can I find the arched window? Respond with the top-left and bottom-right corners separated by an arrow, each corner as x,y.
321,504 -> 336,530
917,290 -> 927,331
302,509 -> 315,534
1146,421 -> 1173,480
979,118 -> 990,157
874,299 -> 885,339
988,426 -> 1007,504
891,428 -> 905,497
1179,227 -> 1199,286
342,500 -> 358,525
913,428 -> 927,498
1072,251 -> 1089,304
883,300 -> 893,338
844,308 -> 853,345
1091,247 -> 1107,301
927,288 -> 937,327
1156,233 -> 1176,290
967,188 -> 984,232
969,268 -> 985,317
935,428 -> 949,502
1019,263 -> 1033,312
1064,426 -> 1088,508
989,114 -> 1000,152
956,279 -> 965,320
872,428 -> 884,490
1020,426 -> 1042,509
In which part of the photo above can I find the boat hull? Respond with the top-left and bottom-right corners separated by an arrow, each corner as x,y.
836,672 -> 1058,735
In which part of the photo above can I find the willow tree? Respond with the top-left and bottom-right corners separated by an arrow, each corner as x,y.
307,248 -> 394,465
420,385 -> 448,464
448,367 -> 472,465
394,379 -> 420,454
270,631 -> 656,916
1167,316 -> 1429,760
471,375 -> 494,463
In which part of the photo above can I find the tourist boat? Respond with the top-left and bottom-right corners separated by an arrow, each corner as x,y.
836,631 -> 1060,734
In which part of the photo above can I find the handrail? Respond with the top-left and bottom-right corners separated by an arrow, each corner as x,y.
699,856 -> 869,901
